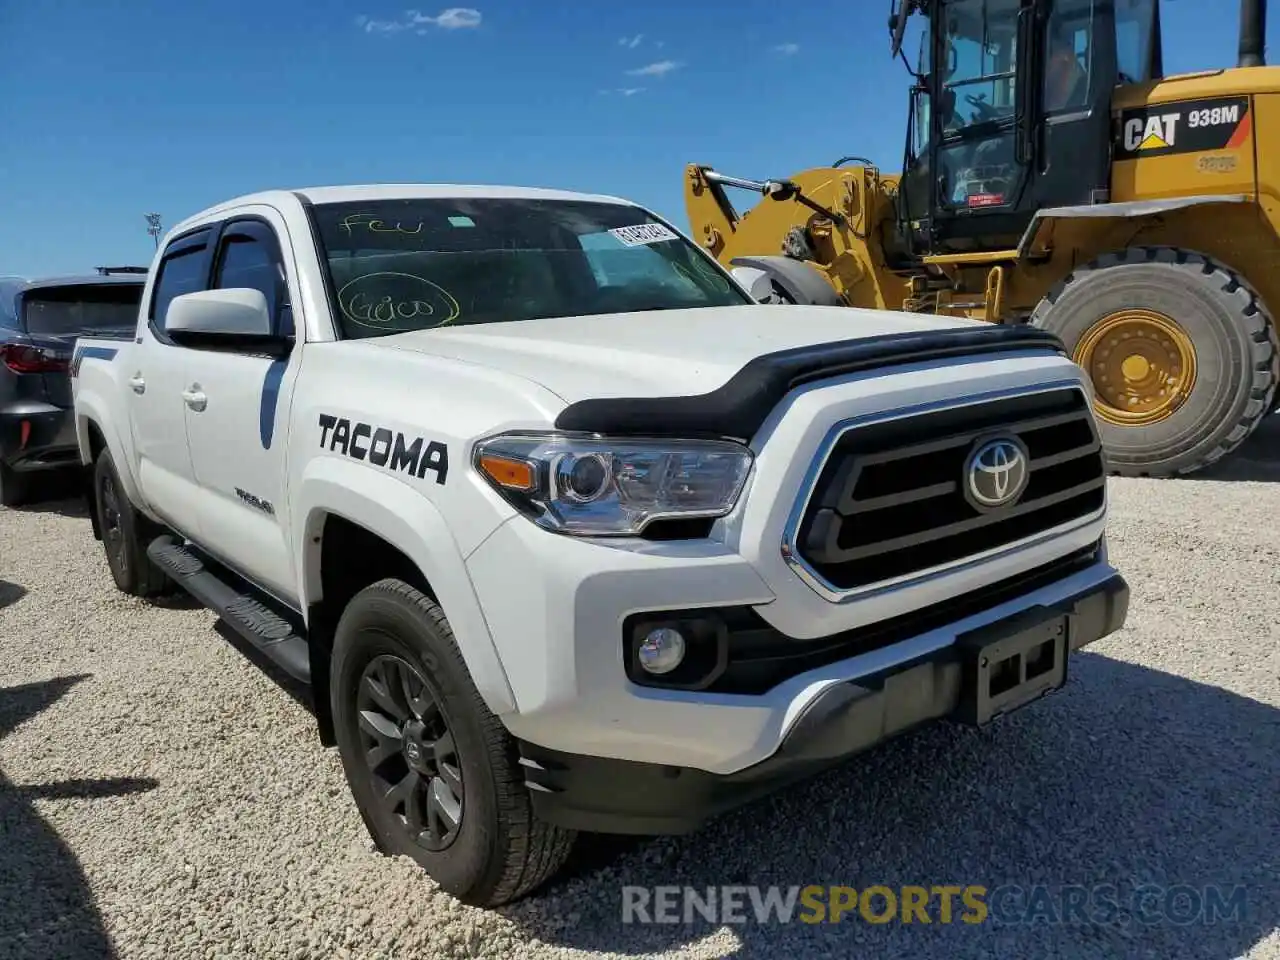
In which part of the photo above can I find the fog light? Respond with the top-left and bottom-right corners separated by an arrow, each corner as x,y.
637,627 -> 686,675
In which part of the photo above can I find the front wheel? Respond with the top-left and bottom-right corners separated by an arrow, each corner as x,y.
330,578 -> 575,907
1030,246 -> 1279,477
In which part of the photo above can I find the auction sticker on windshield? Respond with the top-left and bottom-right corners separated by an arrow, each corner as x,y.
609,223 -> 679,246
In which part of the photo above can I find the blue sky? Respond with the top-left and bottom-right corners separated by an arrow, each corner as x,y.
0,0 -> 1274,277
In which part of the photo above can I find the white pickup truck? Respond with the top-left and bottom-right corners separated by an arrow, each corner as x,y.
71,183 -> 1128,907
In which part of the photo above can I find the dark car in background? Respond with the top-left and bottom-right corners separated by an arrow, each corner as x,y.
0,268 -> 147,505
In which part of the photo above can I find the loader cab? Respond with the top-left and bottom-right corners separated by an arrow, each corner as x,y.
896,0 -> 1162,256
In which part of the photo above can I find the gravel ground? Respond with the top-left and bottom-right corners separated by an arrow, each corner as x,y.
2,422 -> 1279,960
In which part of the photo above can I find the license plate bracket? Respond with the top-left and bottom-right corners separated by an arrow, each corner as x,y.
953,607 -> 1068,727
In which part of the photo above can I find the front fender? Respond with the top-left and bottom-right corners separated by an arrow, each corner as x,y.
292,457 -> 517,717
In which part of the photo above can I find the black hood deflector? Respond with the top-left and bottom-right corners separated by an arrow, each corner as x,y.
552,324 -> 1066,439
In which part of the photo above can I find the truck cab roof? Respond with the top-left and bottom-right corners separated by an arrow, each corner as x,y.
165,182 -> 641,238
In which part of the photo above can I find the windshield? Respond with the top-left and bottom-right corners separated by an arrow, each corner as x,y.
20,283 -> 144,336
938,0 -> 1021,135
310,197 -> 751,339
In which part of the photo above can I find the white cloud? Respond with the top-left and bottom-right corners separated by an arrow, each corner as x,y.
599,87 -> 646,97
356,14 -> 409,33
618,34 -> 643,49
357,8 -> 482,33
626,59 -> 680,78
425,7 -> 482,29
773,42 -> 800,55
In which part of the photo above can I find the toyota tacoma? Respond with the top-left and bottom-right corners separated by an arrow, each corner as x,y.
70,183 -> 1128,906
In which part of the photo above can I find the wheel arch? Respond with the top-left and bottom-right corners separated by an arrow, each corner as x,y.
76,408 -> 142,540
1016,196 -> 1254,258
293,462 -> 518,744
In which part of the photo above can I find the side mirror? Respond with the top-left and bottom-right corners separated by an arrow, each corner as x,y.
166,288 -> 274,338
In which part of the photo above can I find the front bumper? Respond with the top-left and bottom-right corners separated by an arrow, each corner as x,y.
467,505 -> 1126,770
520,571 -> 1128,835
0,402 -> 78,470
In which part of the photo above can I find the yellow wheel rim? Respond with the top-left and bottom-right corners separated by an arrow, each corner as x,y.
1072,309 -> 1198,426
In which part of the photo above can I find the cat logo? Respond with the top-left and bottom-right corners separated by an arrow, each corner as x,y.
1115,97 -> 1250,160
1123,113 -> 1179,152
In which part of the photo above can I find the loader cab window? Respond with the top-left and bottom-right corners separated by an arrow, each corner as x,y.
1043,1 -> 1097,115
934,0 -> 1024,211
938,0 -> 1019,134
1116,0 -> 1160,84
910,87 -> 932,163
910,19 -> 933,160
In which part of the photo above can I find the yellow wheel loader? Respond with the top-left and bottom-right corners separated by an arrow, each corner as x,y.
685,0 -> 1280,477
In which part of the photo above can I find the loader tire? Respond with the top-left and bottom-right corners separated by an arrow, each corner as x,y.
1029,246 -> 1279,478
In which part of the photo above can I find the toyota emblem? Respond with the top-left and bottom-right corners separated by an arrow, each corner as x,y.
965,436 -> 1030,510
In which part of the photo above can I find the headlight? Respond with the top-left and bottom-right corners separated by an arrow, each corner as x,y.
473,432 -> 753,536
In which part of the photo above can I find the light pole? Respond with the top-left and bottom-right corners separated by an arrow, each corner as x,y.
145,213 -> 163,249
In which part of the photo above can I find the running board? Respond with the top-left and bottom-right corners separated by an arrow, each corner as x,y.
147,535 -> 311,684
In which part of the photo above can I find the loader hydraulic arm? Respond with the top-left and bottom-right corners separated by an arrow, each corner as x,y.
685,164 -> 849,258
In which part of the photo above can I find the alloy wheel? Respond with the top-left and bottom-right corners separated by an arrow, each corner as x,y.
355,653 -> 464,852
99,470 -> 128,575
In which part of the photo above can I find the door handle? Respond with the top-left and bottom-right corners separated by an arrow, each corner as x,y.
128,374 -> 146,395
182,386 -> 207,412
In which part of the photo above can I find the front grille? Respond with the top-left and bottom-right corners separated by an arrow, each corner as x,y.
793,386 -> 1106,592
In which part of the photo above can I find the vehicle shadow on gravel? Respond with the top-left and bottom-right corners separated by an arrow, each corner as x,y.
0,674 -> 159,960
1186,411 -> 1280,482
0,580 -> 26,610
6,468 -> 88,515
508,653 -> 1279,960
211,621 -> 312,711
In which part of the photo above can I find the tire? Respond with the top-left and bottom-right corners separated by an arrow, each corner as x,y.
330,578 -> 575,907
1030,246 -> 1280,477
0,460 -> 30,507
92,449 -> 169,596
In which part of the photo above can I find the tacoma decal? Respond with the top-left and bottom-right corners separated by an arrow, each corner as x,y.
318,413 -> 449,485
1114,96 -> 1251,160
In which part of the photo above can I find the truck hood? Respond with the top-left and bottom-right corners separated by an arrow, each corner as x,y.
378,305 -> 983,404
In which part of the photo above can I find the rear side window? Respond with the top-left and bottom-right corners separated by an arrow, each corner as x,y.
21,283 -> 144,335
150,232 -> 211,331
